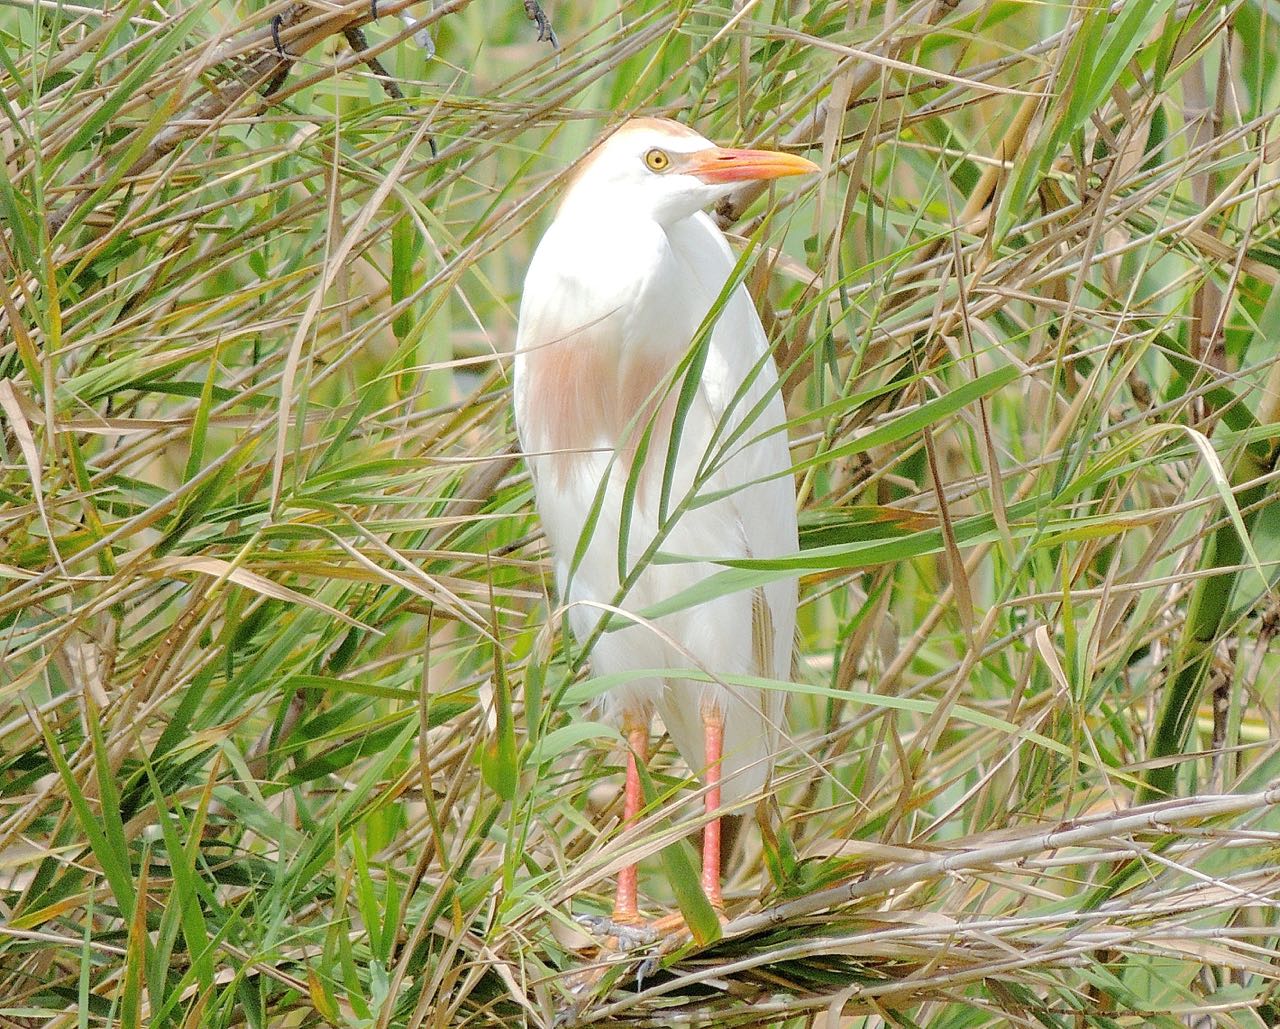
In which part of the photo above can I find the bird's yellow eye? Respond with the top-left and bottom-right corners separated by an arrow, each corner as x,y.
644,148 -> 670,172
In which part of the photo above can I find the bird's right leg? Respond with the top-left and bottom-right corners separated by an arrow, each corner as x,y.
612,719 -> 650,924
574,717 -> 657,947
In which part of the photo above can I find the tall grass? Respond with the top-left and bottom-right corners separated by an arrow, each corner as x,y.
2,0 -> 1279,1025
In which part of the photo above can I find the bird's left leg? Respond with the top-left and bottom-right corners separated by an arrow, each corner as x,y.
634,704 -> 729,938
568,707 -> 732,1010
619,704 -> 730,986
700,703 -> 726,913
586,704 -> 729,937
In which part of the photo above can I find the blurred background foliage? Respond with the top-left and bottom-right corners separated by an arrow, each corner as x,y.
2,0 -> 1280,1025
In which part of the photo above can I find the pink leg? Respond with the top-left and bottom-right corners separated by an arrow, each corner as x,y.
612,721 -> 649,923
701,708 -> 725,910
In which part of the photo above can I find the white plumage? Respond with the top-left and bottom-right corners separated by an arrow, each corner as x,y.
513,117 -> 813,918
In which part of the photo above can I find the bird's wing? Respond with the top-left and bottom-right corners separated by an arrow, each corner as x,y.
512,217 -> 689,723
667,211 -> 799,665
515,210 -> 798,802
655,212 -> 799,804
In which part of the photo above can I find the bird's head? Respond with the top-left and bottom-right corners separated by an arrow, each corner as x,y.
561,117 -> 818,225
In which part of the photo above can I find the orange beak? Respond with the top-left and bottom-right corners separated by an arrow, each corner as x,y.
683,146 -> 819,184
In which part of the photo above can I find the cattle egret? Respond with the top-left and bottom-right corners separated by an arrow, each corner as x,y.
514,118 -> 814,931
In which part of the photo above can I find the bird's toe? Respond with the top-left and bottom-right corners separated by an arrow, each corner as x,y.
634,953 -> 660,991
574,912 -> 658,948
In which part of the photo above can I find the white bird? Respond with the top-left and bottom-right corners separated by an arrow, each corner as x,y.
514,117 -> 814,928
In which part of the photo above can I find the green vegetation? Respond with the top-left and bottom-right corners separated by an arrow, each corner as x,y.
2,0 -> 1278,1025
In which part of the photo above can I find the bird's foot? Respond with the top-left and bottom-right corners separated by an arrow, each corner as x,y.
561,908 -> 722,1012
573,912 -> 658,948
556,913 -> 672,1025
626,910 -> 728,987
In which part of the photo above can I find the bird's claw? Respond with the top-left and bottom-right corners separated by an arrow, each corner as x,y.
368,0 -> 377,18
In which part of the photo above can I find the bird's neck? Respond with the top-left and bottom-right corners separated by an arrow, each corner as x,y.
554,195 -> 665,236
516,208 -> 698,473
541,210 -> 676,325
